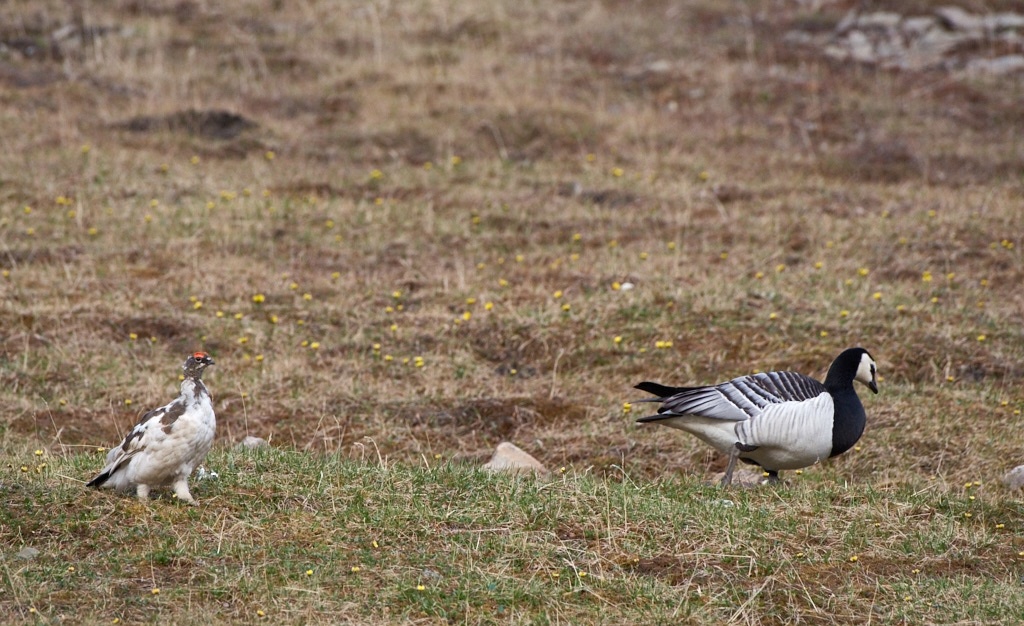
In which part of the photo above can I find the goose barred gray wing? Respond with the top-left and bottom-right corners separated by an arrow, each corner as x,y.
636,371 -> 827,422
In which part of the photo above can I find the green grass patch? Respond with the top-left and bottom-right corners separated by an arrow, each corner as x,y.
2,448 -> 1022,624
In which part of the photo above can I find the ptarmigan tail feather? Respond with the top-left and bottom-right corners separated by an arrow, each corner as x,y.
87,453 -> 129,489
86,468 -> 113,488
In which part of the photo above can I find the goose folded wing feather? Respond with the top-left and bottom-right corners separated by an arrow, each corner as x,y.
650,371 -> 828,422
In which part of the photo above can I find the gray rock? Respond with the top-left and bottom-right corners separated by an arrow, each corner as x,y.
835,9 -> 859,34
988,13 -> 1024,31
917,28 -> 971,55
846,31 -> 878,64
874,37 -> 905,62
237,436 -> 269,449
16,546 -> 40,560
1002,465 -> 1024,490
783,30 -> 818,46
999,31 -> 1023,45
482,441 -> 548,476
858,12 -> 902,30
799,6 -> 1024,74
901,16 -> 937,37
644,59 -> 672,74
824,44 -> 851,61
935,7 -> 983,32
966,55 -> 1024,76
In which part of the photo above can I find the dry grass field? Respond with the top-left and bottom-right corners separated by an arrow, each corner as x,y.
2,0 -> 1023,623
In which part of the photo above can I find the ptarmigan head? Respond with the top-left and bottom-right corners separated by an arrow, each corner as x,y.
182,351 -> 215,379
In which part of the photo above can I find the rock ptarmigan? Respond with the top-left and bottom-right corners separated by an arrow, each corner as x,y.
87,351 -> 217,504
634,347 -> 878,486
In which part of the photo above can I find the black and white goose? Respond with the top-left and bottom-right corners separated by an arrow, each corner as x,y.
634,347 -> 878,485
87,351 -> 216,504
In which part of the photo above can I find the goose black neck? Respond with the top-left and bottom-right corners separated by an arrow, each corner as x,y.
823,349 -> 861,394
829,386 -> 866,457
824,348 -> 869,457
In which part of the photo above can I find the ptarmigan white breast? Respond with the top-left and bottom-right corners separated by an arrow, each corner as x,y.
87,351 -> 216,504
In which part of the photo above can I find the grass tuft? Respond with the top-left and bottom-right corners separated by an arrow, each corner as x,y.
3,448 -> 1023,623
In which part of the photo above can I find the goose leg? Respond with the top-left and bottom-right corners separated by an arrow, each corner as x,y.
721,446 -> 740,486
764,470 -> 780,484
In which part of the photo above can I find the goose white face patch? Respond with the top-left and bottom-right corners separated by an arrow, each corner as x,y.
854,352 -> 878,392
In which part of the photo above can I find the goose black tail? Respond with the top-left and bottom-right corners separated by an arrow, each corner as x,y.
634,381 -> 690,398
635,412 -> 675,423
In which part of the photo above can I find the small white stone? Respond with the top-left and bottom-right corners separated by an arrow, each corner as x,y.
483,442 -> 548,476
620,282 -> 635,291
238,436 -> 269,449
901,16 -> 937,37
644,59 -> 672,74
835,9 -> 858,34
965,55 -> 1024,76
935,7 -> 983,32
1001,465 -> 1024,490
823,44 -> 850,61
846,31 -> 878,64
916,29 -> 970,55
857,12 -> 901,30
988,13 -> 1024,31
782,30 -> 817,46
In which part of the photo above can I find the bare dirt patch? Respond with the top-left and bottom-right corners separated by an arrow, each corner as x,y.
115,109 -> 258,140
0,0 -> 1021,487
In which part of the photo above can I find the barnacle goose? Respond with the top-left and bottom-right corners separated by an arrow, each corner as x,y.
634,347 -> 878,485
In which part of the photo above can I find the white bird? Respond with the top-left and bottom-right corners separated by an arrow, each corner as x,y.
87,351 -> 216,504
634,347 -> 878,485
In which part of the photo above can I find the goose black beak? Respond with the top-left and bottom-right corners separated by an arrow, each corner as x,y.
868,380 -> 878,394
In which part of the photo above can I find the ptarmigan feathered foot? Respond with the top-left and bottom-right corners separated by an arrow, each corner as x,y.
87,351 -> 217,504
